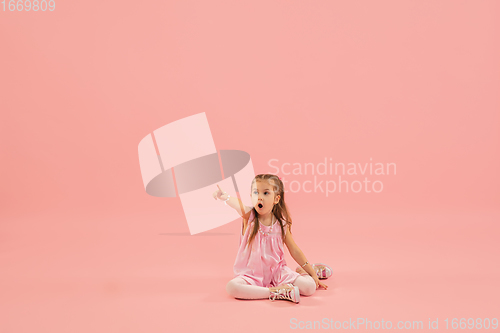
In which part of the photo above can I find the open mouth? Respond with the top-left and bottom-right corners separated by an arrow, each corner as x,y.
258,203 -> 263,209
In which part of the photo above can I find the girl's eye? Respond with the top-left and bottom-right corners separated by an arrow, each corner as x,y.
265,192 -> 269,195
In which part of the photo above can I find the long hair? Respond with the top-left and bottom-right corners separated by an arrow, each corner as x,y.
244,174 -> 293,250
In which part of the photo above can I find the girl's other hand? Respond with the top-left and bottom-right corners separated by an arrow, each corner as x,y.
313,276 -> 328,290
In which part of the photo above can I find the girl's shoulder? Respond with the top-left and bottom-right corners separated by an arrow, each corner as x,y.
280,220 -> 292,233
248,208 -> 255,221
244,208 -> 256,224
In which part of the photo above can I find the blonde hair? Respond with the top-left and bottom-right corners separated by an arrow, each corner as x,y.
244,174 -> 293,250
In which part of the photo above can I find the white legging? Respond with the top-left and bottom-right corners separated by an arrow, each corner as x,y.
226,275 -> 316,300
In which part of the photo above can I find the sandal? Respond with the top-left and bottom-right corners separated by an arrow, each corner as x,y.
296,263 -> 332,279
313,263 -> 332,279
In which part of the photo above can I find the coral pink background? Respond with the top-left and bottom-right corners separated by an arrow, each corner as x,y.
1,1 -> 499,332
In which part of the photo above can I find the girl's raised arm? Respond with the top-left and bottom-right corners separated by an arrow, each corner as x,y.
212,184 -> 252,218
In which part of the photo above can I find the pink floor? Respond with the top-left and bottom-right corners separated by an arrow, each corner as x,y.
1,210 -> 498,333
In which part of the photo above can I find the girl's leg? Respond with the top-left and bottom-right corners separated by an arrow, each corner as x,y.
292,275 -> 316,296
226,277 -> 272,300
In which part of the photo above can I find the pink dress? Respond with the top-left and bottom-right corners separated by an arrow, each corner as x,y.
232,210 -> 301,287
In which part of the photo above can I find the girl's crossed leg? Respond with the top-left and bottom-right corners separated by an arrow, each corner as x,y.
226,275 -> 316,300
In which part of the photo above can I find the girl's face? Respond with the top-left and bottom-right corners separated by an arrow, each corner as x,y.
251,180 -> 280,215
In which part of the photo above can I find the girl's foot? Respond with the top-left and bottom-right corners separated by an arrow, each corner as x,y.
269,283 -> 300,303
296,263 -> 332,279
295,266 -> 309,276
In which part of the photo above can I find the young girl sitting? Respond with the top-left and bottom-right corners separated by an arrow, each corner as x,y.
213,174 -> 331,304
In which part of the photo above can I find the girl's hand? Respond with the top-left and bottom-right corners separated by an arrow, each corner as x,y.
212,184 -> 227,201
313,276 -> 328,290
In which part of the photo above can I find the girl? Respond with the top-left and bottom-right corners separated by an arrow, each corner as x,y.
212,174 -> 331,303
